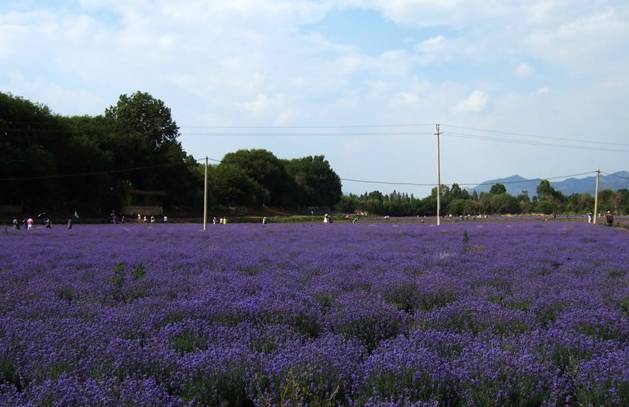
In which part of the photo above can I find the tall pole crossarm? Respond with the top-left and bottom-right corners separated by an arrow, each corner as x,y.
593,169 -> 600,225
203,157 -> 208,231
436,124 -> 441,226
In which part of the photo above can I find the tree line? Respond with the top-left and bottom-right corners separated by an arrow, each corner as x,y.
2,91 -> 626,218
338,181 -> 629,216
0,91 -> 341,216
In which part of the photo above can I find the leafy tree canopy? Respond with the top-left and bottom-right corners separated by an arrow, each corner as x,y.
489,183 -> 507,194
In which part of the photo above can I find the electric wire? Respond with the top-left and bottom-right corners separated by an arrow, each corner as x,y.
0,156 -> 608,192
4,121 -> 628,151
196,157 -> 597,188
0,164 -> 173,182
180,123 -> 435,129
441,123 -> 629,148
444,132 -> 629,153
181,131 -> 434,137
2,119 -> 626,186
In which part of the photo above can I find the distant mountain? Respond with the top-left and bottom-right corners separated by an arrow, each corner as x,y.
471,175 -> 541,197
470,171 -> 629,197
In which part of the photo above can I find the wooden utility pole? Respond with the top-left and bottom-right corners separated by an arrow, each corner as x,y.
593,169 -> 600,225
436,124 -> 441,226
203,157 -> 208,231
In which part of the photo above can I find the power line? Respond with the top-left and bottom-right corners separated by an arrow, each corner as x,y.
199,156 -> 596,187
0,164 -> 173,182
180,123 -> 435,129
4,121 -> 628,151
2,122 -> 435,131
441,123 -> 629,148
444,132 -> 629,153
0,154 -> 600,190
339,178 -> 435,187
181,131 -> 434,137
182,129 -> 629,153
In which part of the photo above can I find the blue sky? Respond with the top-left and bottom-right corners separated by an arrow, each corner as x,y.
1,0 -> 628,195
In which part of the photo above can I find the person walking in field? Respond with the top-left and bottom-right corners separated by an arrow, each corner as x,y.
67,217 -> 73,229
12,218 -> 19,230
26,218 -> 33,231
587,212 -> 593,224
605,211 -> 614,227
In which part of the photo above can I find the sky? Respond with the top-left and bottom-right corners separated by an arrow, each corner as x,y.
1,0 -> 628,195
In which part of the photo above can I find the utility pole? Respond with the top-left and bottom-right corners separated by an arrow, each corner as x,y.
203,157 -> 208,231
593,169 -> 600,225
435,124 -> 441,226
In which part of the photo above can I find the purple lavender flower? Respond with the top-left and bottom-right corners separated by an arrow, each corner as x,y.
0,222 -> 627,404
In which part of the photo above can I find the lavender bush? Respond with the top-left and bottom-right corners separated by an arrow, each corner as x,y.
1,222 -> 627,405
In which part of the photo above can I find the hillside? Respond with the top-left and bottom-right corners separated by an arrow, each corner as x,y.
471,171 -> 629,196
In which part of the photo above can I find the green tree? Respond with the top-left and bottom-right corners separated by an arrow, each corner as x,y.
105,91 -> 179,150
536,179 -> 565,203
0,92 -> 101,212
536,180 -> 553,200
598,189 -> 618,213
489,183 -> 507,194
536,179 -> 565,214
104,92 -> 200,208
212,164 -> 267,208
284,156 -> 341,208
450,183 -> 470,200
336,195 -> 357,213
463,199 -> 481,215
491,193 -> 521,214
448,199 -> 467,216
221,149 -> 293,207
617,189 -> 629,214
517,192 -> 534,213
535,200 -> 557,215
565,193 -> 594,214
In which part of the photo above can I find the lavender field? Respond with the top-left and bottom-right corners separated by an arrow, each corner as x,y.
1,222 -> 628,406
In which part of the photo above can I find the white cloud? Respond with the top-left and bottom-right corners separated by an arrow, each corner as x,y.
393,91 -> 418,106
416,35 -> 447,53
415,35 -> 449,64
454,90 -> 489,113
524,7 -> 629,67
4,71 -> 105,115
348,0 -> 511,28
1,0 -> 629,193
515,63 -> 534,77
